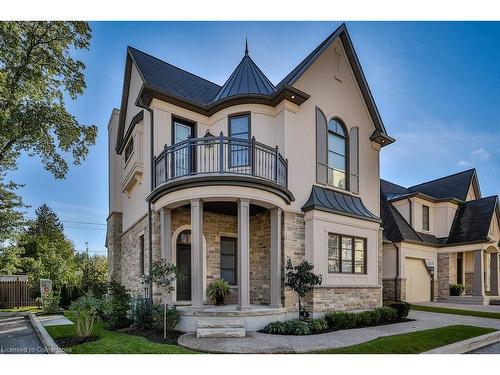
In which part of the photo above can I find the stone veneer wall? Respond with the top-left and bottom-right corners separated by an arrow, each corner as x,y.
437,253 -> 450,301
249,210 -> 271,305
106,212 -> 123,280
312,287 -> 382,313
382,278 -> 406,301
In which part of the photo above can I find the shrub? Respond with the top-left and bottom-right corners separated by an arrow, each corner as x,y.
378,306 -> 397,322
264,321 -> 288,335
389,301 -> 411,320
151,305 -> 181,333
39,291 -> 62,314
450,284 -> 464,296
324,311 -> 357,330
307,318 -> 328,333
284,319 -> 311,335
356,311 -> 374,327
129,297 -> 155,330
206,279 -> 231,305
70,294 -> 102,338
105,280 -> 132,330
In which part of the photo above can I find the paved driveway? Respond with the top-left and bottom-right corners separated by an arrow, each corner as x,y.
469,342 -> 500,354
0,316 -> 46,354
415,302 -> 500,313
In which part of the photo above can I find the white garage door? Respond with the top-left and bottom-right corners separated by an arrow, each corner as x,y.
405,258 -> 431,302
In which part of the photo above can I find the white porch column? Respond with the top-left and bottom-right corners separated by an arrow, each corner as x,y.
270,208 -> 282,308
160,207 -> 173,303
473,249 -> 485,296
490,252 -> 499,296
238,198 -> 251,310
191,199 -> 204,308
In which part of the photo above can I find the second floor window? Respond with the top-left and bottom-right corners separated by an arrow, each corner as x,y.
422,205 -> 430,231
124,139 -> 134,163
327,118 -> 347,189
229,114 -> 250,168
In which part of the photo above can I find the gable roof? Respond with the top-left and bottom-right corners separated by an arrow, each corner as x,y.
115,23 -> 393,153
407,169 -> 479,201
447,196 -> 500,246
212,49 -> 276,102
302,185 -> 380,222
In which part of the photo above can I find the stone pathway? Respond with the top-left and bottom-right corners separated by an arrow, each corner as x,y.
0,316 -> 46,354
468,341 -> 500,354
414,302 -> 500,313
37,315 -> 74,327
178,310 -> 500,353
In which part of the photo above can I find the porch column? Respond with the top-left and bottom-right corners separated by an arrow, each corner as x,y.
270,207 -> 282,308
237,198 -> 250,310
472,249 -> 485,296
191,199 -> 204,308
160,207 -> 173,303
490,252 -> 499,296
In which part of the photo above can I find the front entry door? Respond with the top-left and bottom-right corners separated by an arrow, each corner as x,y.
176,244 -> 191,301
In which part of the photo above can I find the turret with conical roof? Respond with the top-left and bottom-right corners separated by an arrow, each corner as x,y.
212,40 -> 276,102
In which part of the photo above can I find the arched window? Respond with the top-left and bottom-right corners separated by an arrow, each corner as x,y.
327,118 -> 348,189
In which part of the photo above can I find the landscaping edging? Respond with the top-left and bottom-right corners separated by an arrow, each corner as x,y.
423,330 -> 500,354
28,312 -> 66,354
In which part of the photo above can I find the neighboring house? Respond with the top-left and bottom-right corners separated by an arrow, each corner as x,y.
106,23 -> 395,331
381,169 -> 500,305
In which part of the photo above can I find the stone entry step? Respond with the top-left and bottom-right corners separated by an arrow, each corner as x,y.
196,319 -> 246,338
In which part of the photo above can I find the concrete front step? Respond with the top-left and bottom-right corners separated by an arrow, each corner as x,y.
198,320 -> 244,328
196,327 -> 246,338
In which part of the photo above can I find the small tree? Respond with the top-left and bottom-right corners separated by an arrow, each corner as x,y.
142,259 -> 182,338
284,259 -> 322,319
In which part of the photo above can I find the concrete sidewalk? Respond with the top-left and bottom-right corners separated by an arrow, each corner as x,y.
414,302 -> 500,313
178,310 -> 500,353
0,316 -> 46,354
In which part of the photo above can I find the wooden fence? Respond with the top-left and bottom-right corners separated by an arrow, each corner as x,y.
0,278 -> 39,309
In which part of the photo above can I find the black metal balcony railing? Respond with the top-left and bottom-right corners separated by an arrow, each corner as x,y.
154,134 -> 288,189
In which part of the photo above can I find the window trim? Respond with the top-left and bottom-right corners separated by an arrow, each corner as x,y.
422,204 -> 430,231
228,112 -> 251,169
220,236 -> 238,286
327,232 -> 367,274
326,117 -> 349,191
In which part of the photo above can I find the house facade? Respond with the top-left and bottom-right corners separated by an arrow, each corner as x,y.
106,23 -> 395,331
381,170 -> 500,305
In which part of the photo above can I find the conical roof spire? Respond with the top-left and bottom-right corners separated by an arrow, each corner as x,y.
212,44 -> 276,102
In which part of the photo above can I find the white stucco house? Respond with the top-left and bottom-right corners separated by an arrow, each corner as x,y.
381,169 -> 500,305
105,23 -> 397,332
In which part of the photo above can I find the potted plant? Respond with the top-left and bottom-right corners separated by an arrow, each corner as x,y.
449,283 -> 464,296
207,279 -> 231,305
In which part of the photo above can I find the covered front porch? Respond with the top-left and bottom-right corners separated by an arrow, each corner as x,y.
443,245 -> 500,305
155,197 -> 285,329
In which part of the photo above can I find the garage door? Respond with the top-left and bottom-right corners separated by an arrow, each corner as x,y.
405,258 -> 431,302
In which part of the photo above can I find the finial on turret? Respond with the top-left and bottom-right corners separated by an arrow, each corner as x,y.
245,37 -> 248,56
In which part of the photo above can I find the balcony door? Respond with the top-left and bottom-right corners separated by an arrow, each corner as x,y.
228,114 -> 250,169
172,118 -> 195,178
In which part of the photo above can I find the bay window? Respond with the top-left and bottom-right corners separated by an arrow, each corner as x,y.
328,233 -> 366,274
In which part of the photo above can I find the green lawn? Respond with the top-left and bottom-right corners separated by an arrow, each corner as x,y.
412,304 -> 500,320
45,312 -> 197,354
0,306 -> 41,313
314,325 -> 495,354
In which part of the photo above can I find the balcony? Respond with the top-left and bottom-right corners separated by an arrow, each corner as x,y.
152,135 -> 291,203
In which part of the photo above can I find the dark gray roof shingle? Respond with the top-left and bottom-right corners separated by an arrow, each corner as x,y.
407,169 -> 476,201
447,196 -> 499,245
129,47 -> 221,105
302,185 -> 379,222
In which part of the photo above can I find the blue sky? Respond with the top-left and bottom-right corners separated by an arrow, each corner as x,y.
8,21 -> 500,255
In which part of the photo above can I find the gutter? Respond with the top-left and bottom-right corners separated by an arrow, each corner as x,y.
137,93 -> 154,301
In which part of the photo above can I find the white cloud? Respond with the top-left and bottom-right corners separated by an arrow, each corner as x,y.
471,147 -> 490,161
458,160 -> 472,167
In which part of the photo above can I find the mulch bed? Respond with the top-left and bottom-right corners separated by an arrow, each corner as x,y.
123,327 -> 184,345
55,336 -> 100,347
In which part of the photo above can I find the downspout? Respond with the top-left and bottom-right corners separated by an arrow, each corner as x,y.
138,94 -> 154,302
393,243 -> 400,301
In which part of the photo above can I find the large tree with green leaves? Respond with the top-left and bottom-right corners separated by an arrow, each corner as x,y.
0,21 -> 97,178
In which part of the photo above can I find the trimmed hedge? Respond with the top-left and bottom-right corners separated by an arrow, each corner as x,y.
263,305 -> 407,335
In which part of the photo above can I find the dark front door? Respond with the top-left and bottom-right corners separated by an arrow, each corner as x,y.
457,253 -> 463,285
176,244 -> 191,301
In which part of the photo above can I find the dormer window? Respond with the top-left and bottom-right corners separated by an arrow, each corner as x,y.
327,118 -> 348,189
422,205 -> 430,231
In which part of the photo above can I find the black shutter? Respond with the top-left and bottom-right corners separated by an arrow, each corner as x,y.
316,107 -> 328,185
